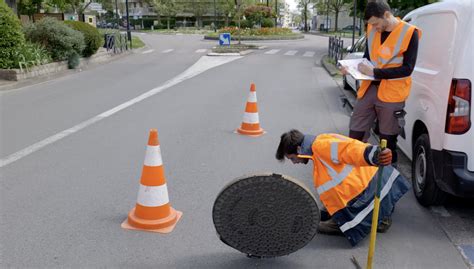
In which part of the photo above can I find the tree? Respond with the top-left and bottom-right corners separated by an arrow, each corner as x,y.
297,0 -> 313,32
191,0 -> 209,28
244,4 -> 273,27
216,0 -> 235,27
153,0 -> 182,29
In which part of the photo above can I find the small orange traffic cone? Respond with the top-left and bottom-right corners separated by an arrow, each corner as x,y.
236,83 -> 265,137
122,129 -> 182,233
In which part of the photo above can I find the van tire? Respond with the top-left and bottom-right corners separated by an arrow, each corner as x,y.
412,134 -> 446,206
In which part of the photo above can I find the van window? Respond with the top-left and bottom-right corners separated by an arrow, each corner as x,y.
413,12 -> 456,72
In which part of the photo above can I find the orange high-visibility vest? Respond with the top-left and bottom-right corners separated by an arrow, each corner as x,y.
302,134 -> 378,215
358,18 -> 422,103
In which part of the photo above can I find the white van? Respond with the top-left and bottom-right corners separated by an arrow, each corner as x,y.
399,0 -> 473,205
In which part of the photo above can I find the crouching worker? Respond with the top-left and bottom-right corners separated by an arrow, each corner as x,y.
276,129 -> 410,246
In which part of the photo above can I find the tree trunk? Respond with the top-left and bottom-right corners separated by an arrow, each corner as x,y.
335,10 -> 339,32
167,17 -> 170,29
303,6 -> 307,32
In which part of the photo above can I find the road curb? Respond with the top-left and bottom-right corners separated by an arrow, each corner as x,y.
321,54 -> 339,76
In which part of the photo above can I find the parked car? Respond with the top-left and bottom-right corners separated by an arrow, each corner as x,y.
399,0 -> 473,205
342,35 -> 366,92
341,25 -> 360,32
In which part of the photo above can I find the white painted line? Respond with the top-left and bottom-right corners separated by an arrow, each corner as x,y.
303,51 -> 315,57
284,50 -> 298,56
0,56 -> 243,168
142,49 -> 154,54
430,206 -> 451,217
264,49 -> 280,55
195,49 -> 207,53
162,49 -> 174,53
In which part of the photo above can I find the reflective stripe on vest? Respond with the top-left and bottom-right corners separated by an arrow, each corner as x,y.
316,158 -> 354,195
367,23 -> 410,68
329,134 -> 348,164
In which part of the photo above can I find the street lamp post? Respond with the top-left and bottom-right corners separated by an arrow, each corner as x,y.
352,0 -> 357,47
125,0 -> 132,48
115,0 -> 119,29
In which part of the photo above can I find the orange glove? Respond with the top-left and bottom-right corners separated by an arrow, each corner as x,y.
378,148 -> 392,166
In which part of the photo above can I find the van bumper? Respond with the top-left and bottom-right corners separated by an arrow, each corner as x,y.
432,150 -> 474,197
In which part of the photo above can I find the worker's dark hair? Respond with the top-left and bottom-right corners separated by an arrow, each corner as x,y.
275,129 -> 305,161
364,1 -> 391,21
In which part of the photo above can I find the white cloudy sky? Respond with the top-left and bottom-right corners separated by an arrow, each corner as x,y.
286,0 -> 299,11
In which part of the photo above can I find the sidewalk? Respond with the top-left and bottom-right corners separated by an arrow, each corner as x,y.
0,47 -> 146,92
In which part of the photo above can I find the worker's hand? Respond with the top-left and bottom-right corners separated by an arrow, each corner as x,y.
339,65 -> 349,75
378,148 -> 392,166
357,62 -> 374,76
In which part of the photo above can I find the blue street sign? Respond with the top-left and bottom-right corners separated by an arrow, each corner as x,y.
219,33 -> 231,46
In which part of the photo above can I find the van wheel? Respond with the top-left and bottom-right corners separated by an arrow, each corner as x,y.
412,134 -> 446,206
343,75 -> 351,90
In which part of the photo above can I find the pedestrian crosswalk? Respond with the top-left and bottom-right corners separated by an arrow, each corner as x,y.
264,49 -> 281,55
284,50 -> 298,56
140,47 -> 315,58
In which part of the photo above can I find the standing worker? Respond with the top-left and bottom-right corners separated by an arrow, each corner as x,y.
276,130 -> 410,246
341,1 -> 421,167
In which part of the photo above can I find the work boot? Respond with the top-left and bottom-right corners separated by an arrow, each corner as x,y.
317,218 -> 343,236
377,217 -> 392,233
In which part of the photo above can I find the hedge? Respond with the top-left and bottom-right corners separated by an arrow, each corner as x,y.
0,1 -> 26,69
64,21 -> 102,57
24,17 -> 85,61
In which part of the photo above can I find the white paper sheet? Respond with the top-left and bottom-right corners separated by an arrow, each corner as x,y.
338,58 -> 377,81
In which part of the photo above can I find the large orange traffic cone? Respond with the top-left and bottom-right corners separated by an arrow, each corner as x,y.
122,129 -> 182,233
236,83 -> 265,137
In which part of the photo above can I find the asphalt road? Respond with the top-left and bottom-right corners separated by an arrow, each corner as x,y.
0,33 -> 471,268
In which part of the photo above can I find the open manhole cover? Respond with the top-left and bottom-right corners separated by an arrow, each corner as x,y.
212,173 -> 320,258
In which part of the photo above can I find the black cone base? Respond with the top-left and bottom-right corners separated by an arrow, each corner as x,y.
212,173 -> 320,258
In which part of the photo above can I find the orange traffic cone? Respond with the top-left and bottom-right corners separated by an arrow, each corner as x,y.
236,83 -> 265,137
122,129 -> 182,233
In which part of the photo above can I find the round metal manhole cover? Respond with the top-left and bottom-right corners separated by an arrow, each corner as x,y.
212,173 -> 320,258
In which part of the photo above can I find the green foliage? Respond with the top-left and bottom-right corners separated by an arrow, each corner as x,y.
17,42 -> 52,67
64,21 -> 101,57
243,5 -> 274,26
240,19 -> 253,29
24,17 -> 85,61
67,51 -> 80,69
261,18 -> 275,28
0,1 -> 26,69
218,27 -> 293,36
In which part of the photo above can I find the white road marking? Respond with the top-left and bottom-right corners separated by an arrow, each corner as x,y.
264,49 -> 280,54
284,50 -> 298,56
142,49 -> 154,54
195,49 -> 207,53
0,56 -> 243,168
303,51 -> 315,57
162,49 -> 174,53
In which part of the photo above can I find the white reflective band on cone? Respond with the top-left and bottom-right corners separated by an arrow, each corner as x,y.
144,145 -> 163,166
243,112 -> 259,124
247,92 -> 257,103
137,184 -> 170,207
